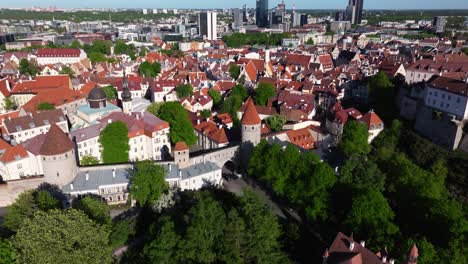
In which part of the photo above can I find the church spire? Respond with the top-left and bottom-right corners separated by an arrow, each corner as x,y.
121,70 -> 132,114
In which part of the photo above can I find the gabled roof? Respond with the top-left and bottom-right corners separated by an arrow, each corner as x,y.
240,98 -> 261,125
37,48 -> 81,58
174,142 -> 189,151
0,143 -> 29,163
39,123 -> 74,156
327,232 -> 386,264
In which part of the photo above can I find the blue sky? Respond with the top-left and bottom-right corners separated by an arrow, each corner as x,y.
0,0 -> 467,9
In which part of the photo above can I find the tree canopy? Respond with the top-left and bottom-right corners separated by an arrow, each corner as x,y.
73,196 -> 111,226
59,66 -> 74,78
37,102 -> 55,111
99,121 -> 130,163
138,61 -> 161,77
208,89 -> 222,107
254,82 -> 276,106
265,114 -> 286,132
229,64 -> 241,80
146,102 -> 164,117
339,120 -> 370,157
175,84 -> 194,99
156,102 -> 197,145
368,71 -> 397,123
12,209 -> 113,264
102,85 -> 117,100
129,161 -> 169,206
80,155 -> 99,166
18,59 -> 39,77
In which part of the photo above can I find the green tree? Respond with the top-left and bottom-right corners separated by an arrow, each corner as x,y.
59,66 -> 74,78
231,84 -> 248,101
229,64 -> 241,80
70,40 -> 81,48
345,188 -> 399,249
73,196 -> 111,226
178,195 -> 226,263
239,190 -> 289,264
99,121 -> 130,163
80,155 -> 99,165
129,161 -> 168,206
219,209 -> 246,264
12,209 -> 112,264
37,102 -> 55,111
3,191 -> 37,232
3,97 -> 16,111
138,61 -> 161,77
102,85 -> 117,100
109,219 -> 136,248
18,59 -> 39,77
306,38 -> 314,45
339,157 -> 386,191
175,84 -> 194,98
254,82 -> 275,106
208,89 -> 222,106
88,52 -> 107,63
200,109 -> 211,118
0,238 -> 16,264
368,71 -> 396,122
144,217 -> 180,264
265,114 -> 286,132
34,190 -> 60,212
146,102 -> 164,117
157,102 -> 197,145
339,120 -> 370,157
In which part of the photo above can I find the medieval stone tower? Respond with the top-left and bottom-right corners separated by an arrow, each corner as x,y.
40,123 -> 77,186
240,98 -> 261,167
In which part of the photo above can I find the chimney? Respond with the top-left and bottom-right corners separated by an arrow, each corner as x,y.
389,259 -> 395,264
169,164 -> 171,171
382,256 -> 387,263
360,240 -> 365,248
85,172 -> 89,181
179,170 -> 182,179
197,119 -> 201,125
70,183 -> 74,190
112,168 -> 116,178
108,119 -> 112,124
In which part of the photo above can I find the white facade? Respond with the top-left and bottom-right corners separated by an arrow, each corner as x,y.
0,152 -> 43,181
425,86 -> 468,119
36,50 -> 87,65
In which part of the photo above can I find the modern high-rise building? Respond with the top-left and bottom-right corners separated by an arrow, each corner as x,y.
256,0 -> 269,28
433,16 -> 447,34
199,11 -> 217,40
346,0 -> 364,25
233,8 -> 244,28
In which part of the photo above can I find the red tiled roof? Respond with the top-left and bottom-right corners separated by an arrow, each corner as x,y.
174,142 -> 189,151
286,128 -> 315,150
0,78 -> 11,97
359,111 -> 383,130
12,75 -> 71,94
37,48 -> 81,57
327,232 -> 385,264
39,123 -> 74,156
241,98 -> 261,125
0,143 -> 28,163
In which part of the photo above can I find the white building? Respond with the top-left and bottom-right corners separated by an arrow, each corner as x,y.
2,109 -> 68,144
71,111 -> 172,164
36,48 -> 87,66
424,76 -> 468,120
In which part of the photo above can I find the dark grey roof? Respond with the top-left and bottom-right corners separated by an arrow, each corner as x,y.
88,87 -> 107,101
63,168 -> 130,193
163,161 -> 221,180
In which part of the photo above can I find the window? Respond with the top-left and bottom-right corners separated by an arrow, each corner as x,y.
17,163 -> 22,169
457,97 -> 461,103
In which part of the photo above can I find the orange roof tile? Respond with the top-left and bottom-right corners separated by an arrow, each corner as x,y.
174,142 -> 189,151
241,98 -> 261,125
0,143 -> 28,163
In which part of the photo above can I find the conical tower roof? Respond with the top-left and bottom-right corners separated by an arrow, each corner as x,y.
241,98 -> 261,125
39,124 -> 74,156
